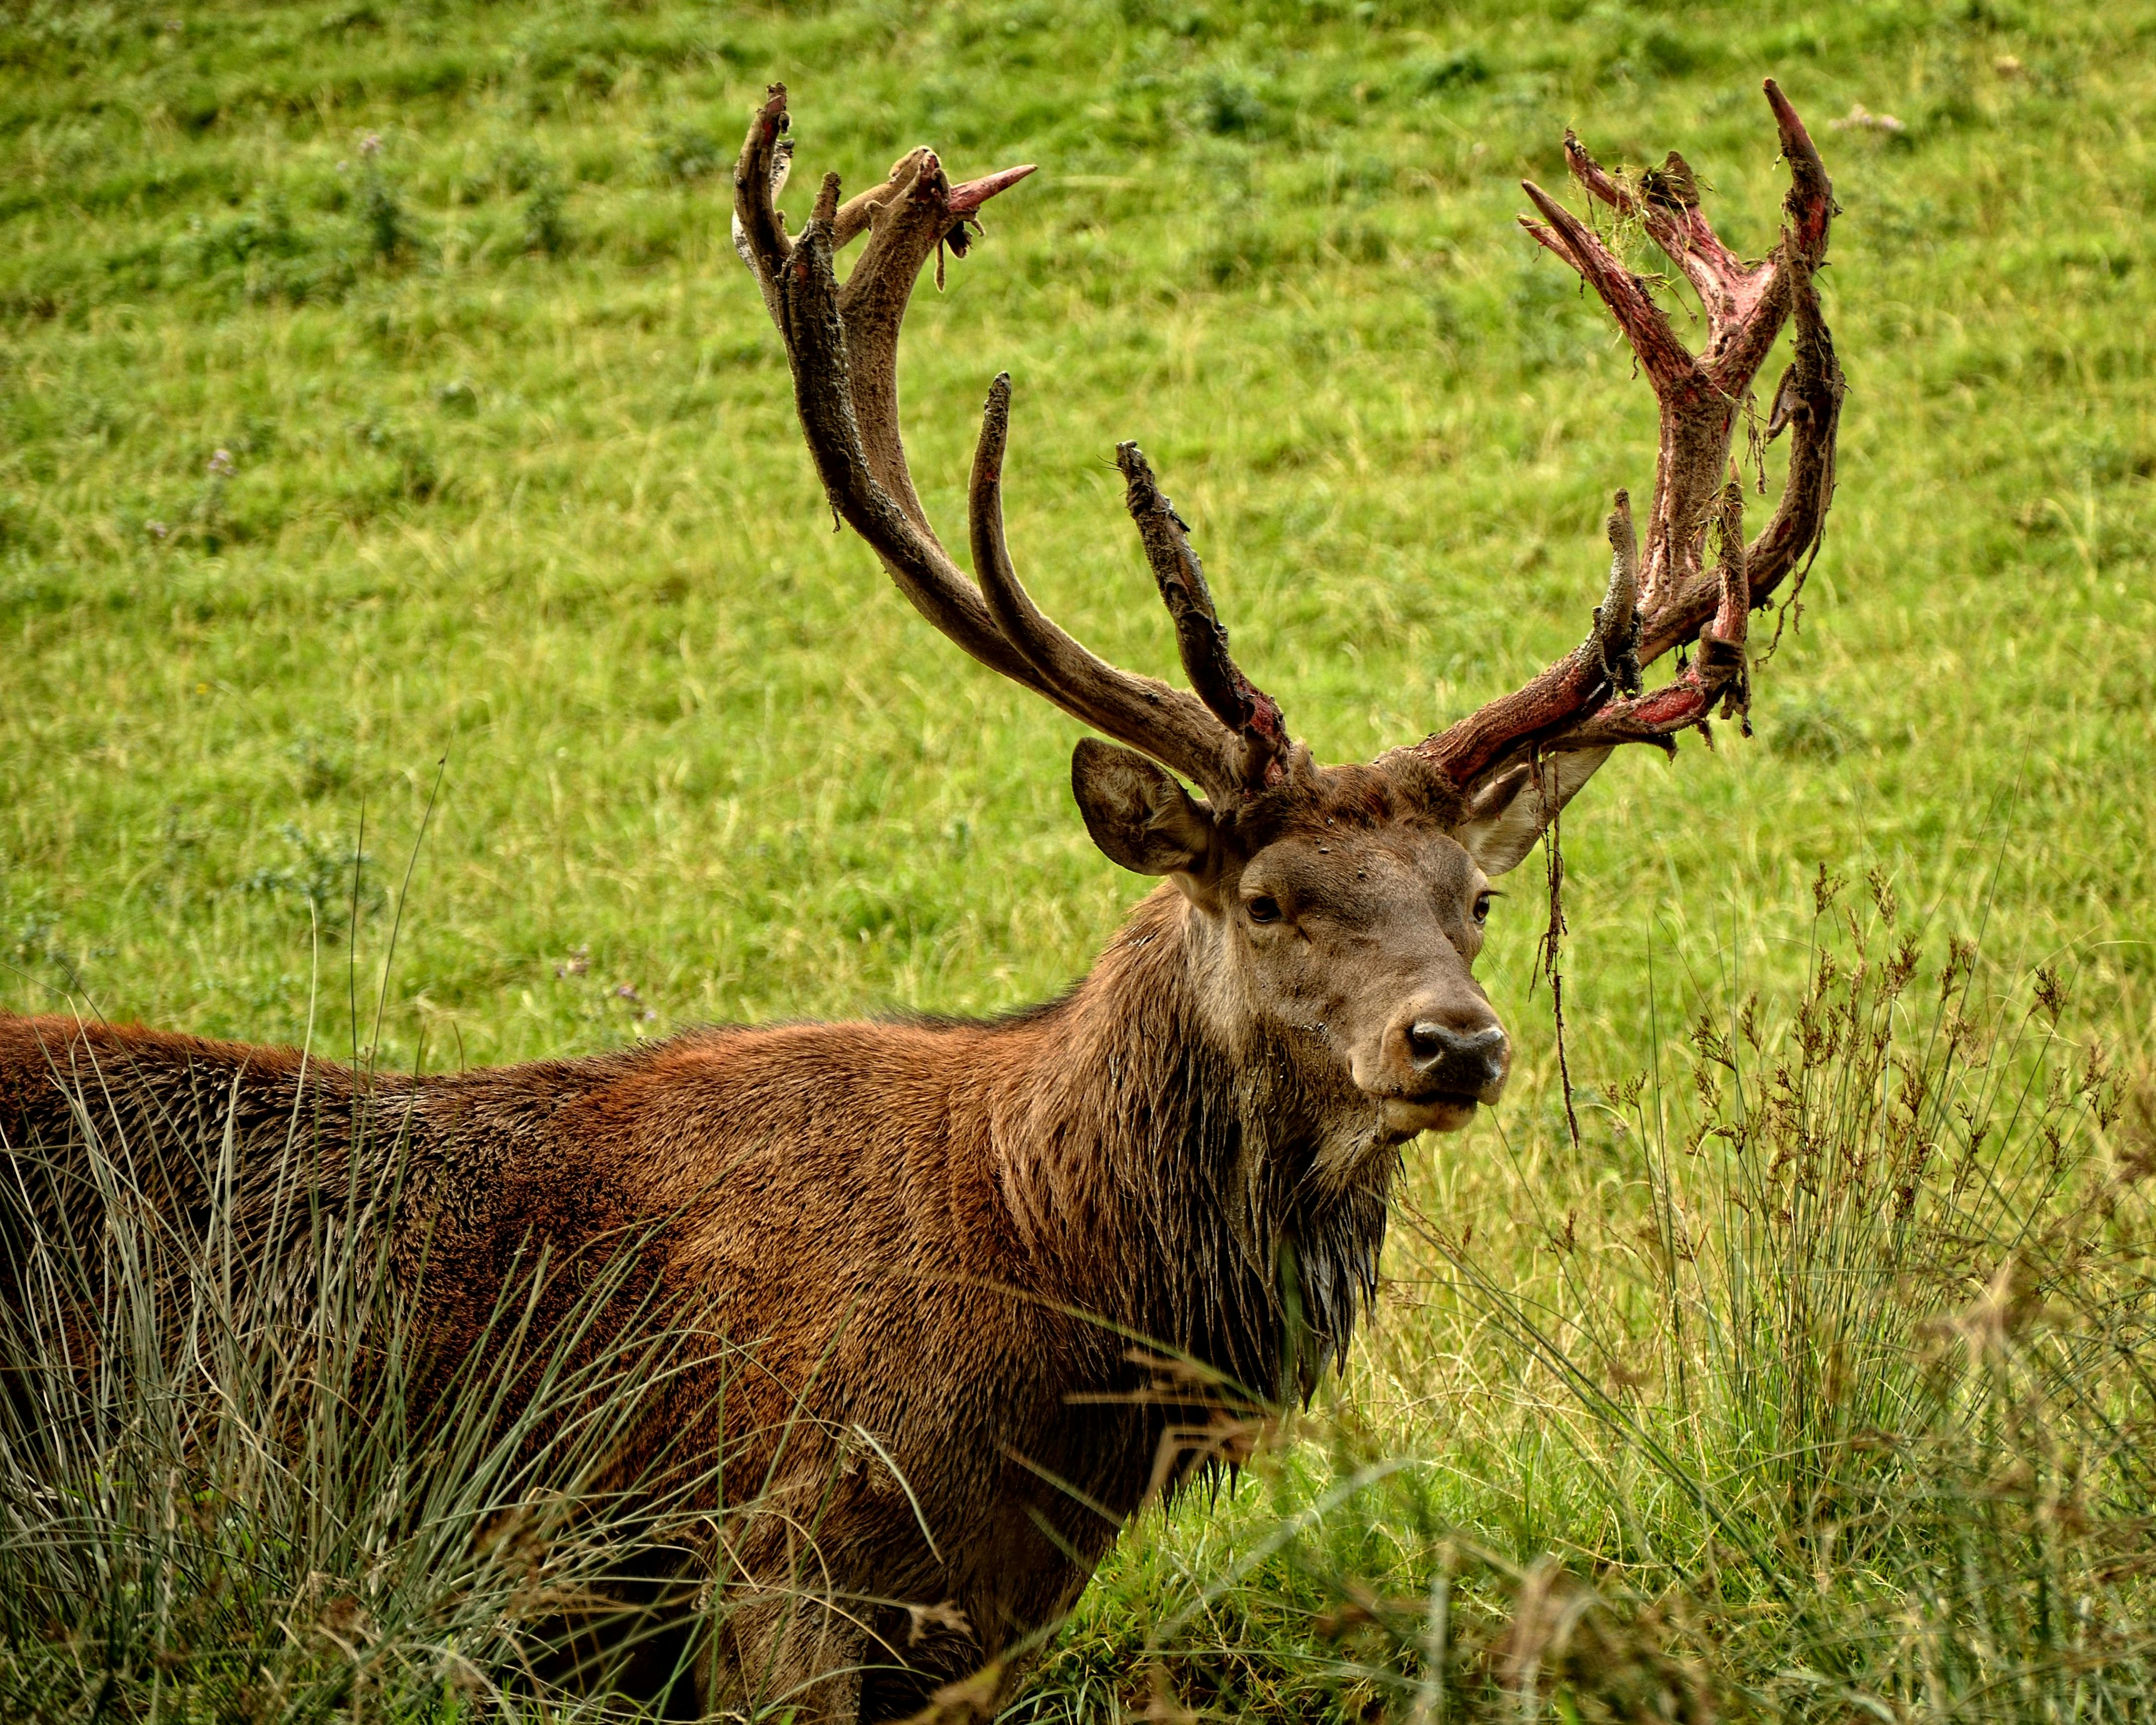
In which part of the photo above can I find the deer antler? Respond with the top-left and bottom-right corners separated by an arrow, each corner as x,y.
739,83 -> 1839,820
734,85 -> 1291,805
1419,81 -> 1843,792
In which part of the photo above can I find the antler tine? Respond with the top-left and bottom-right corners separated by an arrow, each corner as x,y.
969,376 -> 1261,800
1725,80 -> 1835,382
1732,270 -> 1841,617
735,87 -> 964,536
830,147 -> 968,538
1517,181 -> 1698,396
1421,83 -> 1839,789
732,85 -> 795,326
825,146 -> 1043,542
1557,478 -> 1750,754
1117,447 -> 1291,792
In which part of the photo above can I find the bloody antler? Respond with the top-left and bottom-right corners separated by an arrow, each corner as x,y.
1420,80 -> 1843,791
734,85 -> 1291,804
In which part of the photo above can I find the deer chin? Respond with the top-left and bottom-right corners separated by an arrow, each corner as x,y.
1377,1092 -> 1482,1141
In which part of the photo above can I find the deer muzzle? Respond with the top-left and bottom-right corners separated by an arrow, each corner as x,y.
1356,1011 -> 1510,1140
1405,1020 -> 1510,1104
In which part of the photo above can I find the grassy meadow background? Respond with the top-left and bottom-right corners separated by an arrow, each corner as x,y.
2,0 -> 2154,1718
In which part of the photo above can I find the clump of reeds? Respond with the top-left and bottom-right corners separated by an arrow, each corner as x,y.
0,1069 -> 735,1722
1030,877 -> 2154,1723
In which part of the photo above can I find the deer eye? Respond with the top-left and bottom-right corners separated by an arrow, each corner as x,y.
1473,892 -> 1496,926
1245,895 -> 1283,926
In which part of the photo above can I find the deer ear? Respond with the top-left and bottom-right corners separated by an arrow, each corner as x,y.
1454,747 -> 1614,877
1071,739 -> 1218,877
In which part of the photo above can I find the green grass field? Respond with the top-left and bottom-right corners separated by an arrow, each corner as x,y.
3,0 -> 2154,1718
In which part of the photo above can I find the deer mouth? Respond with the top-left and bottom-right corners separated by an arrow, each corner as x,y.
1378,1091 -> 1484,1140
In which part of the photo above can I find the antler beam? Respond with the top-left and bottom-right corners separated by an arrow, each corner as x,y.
734,85 -> 1291,804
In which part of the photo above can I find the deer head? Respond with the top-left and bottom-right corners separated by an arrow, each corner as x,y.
733,85 -> 1841,1156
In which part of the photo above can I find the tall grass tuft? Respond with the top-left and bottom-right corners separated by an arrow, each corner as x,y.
1031,885 -> 2155,1721
0,1051 -> 738,1722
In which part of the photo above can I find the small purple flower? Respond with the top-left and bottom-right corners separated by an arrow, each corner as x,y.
207,449 -> 235,478
359,132 -> 382,159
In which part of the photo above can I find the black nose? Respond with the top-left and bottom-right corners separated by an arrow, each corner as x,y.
1406,1021 -> 1508,1096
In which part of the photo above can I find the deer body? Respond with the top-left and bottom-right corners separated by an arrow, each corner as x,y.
1,81 -> 1841,1724
2,866 -> 1440,1717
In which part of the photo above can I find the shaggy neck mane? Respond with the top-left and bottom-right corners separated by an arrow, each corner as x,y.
986,887 -> 1394,1403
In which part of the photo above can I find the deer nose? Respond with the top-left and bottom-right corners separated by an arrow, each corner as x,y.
1404,1021 -> 1509,1101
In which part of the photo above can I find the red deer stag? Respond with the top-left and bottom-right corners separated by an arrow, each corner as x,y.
0,81 -> 1839,1722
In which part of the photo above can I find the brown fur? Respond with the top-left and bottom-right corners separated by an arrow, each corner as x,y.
0,757 -> 1522,1720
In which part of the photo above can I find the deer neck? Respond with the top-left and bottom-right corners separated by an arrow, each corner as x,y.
991,884 -> 1394,1399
